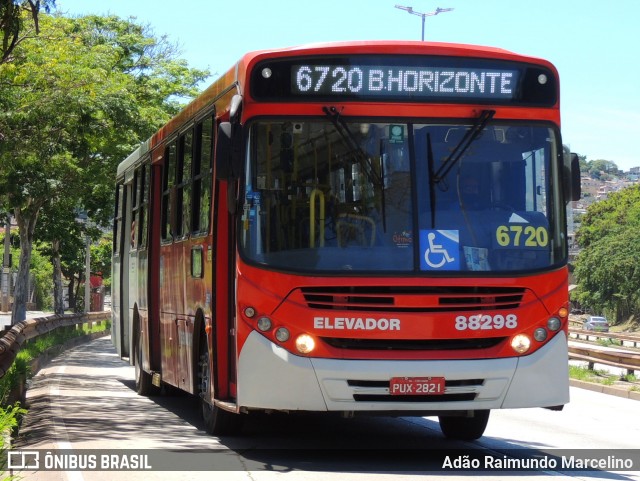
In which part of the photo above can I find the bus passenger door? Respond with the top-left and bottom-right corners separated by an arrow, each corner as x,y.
113,178 -> 133,359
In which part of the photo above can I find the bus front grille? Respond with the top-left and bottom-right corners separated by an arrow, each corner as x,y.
321,337 -> 505,351
301,286 -> 525,312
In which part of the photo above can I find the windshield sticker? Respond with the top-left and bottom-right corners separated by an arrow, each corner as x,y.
389,124 -> 405,143
393,230 -> 413,248
463,246 -> 491,271
420,230 -> 460,270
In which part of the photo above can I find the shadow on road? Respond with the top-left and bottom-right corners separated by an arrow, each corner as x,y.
14,336 -> 638,479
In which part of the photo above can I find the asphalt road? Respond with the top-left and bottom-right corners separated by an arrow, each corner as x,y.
9,336 -> 640,481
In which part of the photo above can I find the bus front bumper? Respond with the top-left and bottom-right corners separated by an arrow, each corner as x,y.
236,331 -> 569,413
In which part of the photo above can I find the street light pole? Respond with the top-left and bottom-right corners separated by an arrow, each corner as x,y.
394,5 -> 454,41
85,233 -> 91,313
2,220 -> 10,313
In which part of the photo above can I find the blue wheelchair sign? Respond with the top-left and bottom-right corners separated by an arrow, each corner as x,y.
419,230 -> 460,270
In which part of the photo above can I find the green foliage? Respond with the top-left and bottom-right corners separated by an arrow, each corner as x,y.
0,0 -> 57,64
574,185 -> 640,322
585,159 -> 619,179
0,231 -> 53,310
91,236 -> 112,287
0,12 -> 208,319
0,403 -> 27,478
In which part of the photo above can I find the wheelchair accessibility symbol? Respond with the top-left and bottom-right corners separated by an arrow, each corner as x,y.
420,230 -> 460,270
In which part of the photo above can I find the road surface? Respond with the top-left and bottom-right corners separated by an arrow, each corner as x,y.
9,336 -> 640,481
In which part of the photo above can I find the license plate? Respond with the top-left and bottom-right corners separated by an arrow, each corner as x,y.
389,377 -> 445,395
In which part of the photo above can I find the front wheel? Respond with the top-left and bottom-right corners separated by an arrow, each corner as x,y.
198,339 -> 243,436
438,410 -> 490,440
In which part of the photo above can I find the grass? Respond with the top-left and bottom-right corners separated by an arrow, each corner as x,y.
569,364 -> 639,388
0,403 -> 27,480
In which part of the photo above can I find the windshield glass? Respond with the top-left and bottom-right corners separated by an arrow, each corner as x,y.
240,119 -> 565,273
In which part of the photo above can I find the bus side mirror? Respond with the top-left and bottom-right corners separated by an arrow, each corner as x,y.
563,149 -> 581,204
215,121 -> 243,181
216,122 -> 233,180
570,153 -> 581,202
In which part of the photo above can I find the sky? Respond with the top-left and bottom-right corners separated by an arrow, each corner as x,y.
54,0 -> 640,171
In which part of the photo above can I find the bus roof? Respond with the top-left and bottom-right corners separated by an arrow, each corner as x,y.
117,40 -> 554,177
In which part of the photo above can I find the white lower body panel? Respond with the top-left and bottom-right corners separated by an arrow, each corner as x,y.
236,331 -> 569,413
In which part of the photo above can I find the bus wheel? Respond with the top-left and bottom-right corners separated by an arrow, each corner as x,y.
438,410 -> 490,440
198,342 -> 243,436
134,334 -> 155,396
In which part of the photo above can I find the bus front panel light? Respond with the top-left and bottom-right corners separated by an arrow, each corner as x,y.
262,67 -> 272,79
547,317 -> 561,331
534,328 -> 548,342
511,334 -> 531,354
275,327 -> 290,342
257,317 -> 272,332
295,334 -> 315,354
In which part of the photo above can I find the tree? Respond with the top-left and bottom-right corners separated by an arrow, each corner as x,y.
1,0 -> 56,64
0,13 -> 208,321
587,159 -> 618,180
574,185 -> 640,322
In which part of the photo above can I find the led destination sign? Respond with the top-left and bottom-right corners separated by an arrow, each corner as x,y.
251,55 -> 557,105
292,64 -> 519,100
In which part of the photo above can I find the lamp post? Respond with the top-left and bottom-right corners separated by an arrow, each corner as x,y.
2,220 -> 10,313
85,233 -> 91,313
76,213 -> 92,313
394,5 -> 454,41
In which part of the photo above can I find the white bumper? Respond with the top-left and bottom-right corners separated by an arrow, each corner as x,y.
237,331 -> 569,412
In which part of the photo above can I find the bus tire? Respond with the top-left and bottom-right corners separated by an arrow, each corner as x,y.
134,333 -> 155,396
198,339 -> 243,436
438,410 -> 490,440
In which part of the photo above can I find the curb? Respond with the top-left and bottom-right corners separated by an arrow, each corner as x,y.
570,378 -> 640,401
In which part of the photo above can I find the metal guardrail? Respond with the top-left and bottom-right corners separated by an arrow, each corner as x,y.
569,329 -> 640,348
1,312 -> 637,382
0,311 -> 110,379
568,327 -> 640,375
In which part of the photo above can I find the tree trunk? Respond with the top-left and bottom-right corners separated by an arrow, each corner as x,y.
52,238 -> 65,315
11,206 -> 39,324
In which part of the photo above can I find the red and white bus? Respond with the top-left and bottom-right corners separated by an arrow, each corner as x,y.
112,41 -> 581,440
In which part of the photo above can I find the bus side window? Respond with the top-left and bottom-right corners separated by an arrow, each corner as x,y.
177,129 -> 194,238
138,163 -> 149,248
131,169 -> 140,249
192,116 -> 214,235
114,184 -> 124,254
161,142 -> 177,242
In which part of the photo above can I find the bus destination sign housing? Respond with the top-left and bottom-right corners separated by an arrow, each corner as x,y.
251,55 -> 557,106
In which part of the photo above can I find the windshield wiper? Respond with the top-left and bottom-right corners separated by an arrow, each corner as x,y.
433,109 -> 495,184
427,132 -> 437,229
322,106 -> 383,188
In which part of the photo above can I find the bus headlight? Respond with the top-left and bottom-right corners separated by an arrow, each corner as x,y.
295,334 -> 315,354
511,334 -> 531,354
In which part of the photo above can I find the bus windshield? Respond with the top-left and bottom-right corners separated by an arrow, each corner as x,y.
240,118 -> 565,273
